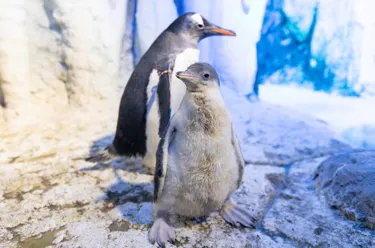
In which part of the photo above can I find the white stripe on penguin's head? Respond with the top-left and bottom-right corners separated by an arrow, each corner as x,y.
191,13 -> 204,26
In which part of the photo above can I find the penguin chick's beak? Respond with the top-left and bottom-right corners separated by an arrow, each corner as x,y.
176,72 -> 200,91
176,72 -> 198,81
205,25 -> 236,36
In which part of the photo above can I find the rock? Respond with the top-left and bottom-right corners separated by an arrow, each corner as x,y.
221,85 -> 351,165
0,0 -> 30,120
262,157 -> 375,247
315,150 -> 375,230
0,228 -> 13,243
0,0 -> 129,124
0,140 -> 287,247
2,125 -> 372,247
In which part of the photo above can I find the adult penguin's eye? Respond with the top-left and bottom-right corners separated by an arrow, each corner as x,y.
197,24 -> 204,29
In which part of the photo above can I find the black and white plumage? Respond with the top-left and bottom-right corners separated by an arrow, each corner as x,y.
85,13 -> 236,173
149,63 -> 256,247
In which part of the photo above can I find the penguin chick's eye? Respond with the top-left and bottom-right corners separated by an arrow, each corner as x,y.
203,73 -> 210,80
197,24 -> 204,29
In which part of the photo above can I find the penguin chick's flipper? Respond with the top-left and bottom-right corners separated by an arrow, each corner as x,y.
84,144 -> 119,163
149,212 -> 176,248
156,56 -> 175,137
154,121 -> 176,202
231,123 -> 245,188
220,199 -> 257,228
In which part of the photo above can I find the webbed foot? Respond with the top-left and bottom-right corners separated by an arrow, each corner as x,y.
149,218 -> 175,247
220,199 -> 257,228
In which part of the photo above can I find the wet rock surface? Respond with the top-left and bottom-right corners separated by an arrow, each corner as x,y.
315,150 -> 375,230
0,147 -> 288,248
263,157 -> 375,248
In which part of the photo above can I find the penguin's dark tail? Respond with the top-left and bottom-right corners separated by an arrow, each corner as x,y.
84,144 -> 119,163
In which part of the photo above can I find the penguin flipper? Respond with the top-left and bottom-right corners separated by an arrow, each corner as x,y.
156,56 -> 175,137
231,122 -> 245,188
154,121 -> 176,202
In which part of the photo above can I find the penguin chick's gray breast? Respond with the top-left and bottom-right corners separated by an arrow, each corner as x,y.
154,62 -> 244,217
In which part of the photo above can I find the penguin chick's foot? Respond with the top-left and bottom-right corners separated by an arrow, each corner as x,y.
220,199 -> 257,228
149,215 -> 175,247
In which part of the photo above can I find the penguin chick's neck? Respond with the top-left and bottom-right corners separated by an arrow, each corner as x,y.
187,87 -> 222,101
186,89 -> 226,136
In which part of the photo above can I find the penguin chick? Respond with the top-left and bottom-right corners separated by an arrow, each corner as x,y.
149,63 -> 256,247
85,13 -> 236,174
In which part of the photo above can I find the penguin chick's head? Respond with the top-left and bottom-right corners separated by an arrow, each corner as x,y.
176,63 -> 219,92
169,13 -> 236,42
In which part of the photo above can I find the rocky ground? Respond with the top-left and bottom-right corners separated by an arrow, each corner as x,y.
1,98 -> 374,248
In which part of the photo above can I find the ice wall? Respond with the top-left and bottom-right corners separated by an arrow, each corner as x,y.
255,0 -> 375,97
0,0 -> 128,122
133,0 -> 178,63
355,0 -> 375,96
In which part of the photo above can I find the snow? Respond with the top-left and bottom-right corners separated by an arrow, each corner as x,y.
259,84 -> 375,148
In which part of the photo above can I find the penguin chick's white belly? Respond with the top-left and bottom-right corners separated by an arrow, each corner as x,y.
170,48 -> 199,115
165,106 -> 239,217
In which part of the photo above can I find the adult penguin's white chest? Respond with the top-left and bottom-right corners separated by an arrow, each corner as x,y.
143,48 -> 199,170
170,48 -> 200,115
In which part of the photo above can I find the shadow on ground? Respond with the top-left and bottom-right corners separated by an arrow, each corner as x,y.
79,134 -> 154,225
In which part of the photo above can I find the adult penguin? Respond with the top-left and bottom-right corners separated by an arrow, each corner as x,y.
86,13 -> 236,173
